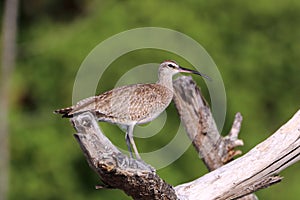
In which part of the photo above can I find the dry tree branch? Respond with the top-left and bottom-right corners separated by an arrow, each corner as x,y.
173,76 -> 257,200
175,107 -> 300,199
68,76 -> 300,200
173,76 -> 244,169
71,112 -> 178,200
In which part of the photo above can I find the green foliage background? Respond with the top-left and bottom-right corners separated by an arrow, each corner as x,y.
2,0 -> 300,199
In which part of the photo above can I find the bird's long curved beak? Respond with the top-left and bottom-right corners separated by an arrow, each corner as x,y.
179,66 -> 212,81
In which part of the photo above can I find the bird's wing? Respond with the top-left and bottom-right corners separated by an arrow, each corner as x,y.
56,84 -> 173,123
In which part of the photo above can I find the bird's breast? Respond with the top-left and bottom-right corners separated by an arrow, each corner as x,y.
129,84 -> 173,124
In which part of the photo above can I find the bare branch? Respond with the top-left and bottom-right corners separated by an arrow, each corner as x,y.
65,77 -> 299,200
228,112 -> 243,140
173,76 -> 255,200
71,112 -> 178,200
173,76 -> 244,169
175,109 -> 300,199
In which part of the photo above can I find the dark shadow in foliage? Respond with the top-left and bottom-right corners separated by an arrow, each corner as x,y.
19,0 -> 88,26
72,155 -> 102,194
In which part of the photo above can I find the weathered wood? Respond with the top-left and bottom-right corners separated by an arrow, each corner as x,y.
71,112 -> 178,200
67,76 -> 300,200
173,76 -> 256,200
175,109 -> 300,199
173,76 -> 244,169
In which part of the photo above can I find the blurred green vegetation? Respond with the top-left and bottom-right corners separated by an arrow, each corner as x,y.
2,0 -> 299,199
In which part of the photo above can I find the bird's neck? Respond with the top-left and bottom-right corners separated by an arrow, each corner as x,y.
157,73 -> 174,92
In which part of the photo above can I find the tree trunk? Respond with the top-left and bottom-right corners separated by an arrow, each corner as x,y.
0,0 -> 19,199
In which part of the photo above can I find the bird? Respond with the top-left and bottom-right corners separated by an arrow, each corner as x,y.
54,60 -> 210,160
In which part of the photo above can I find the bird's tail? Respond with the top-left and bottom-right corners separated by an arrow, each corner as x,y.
53,107 -> 74,118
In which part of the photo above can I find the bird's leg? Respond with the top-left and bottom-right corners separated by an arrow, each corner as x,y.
127,124 -> 141,160
125,132 -> 133,158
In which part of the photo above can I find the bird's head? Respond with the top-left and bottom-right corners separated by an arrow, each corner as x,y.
159,60 -> 211,80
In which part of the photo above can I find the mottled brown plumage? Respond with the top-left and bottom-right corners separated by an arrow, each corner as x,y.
55,60 -> 209,159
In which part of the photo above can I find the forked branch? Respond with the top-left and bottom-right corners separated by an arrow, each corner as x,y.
69,76 -> 300,200
175,107 -> 300,199
173,76 -> 244,170
173,76 -> 256,200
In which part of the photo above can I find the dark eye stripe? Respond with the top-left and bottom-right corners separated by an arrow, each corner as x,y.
168,64 -> 175,68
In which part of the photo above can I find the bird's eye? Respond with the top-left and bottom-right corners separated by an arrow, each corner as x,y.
168,64 -> 176,68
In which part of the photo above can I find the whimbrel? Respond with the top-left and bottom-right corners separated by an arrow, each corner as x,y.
54,60 -> 210,159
